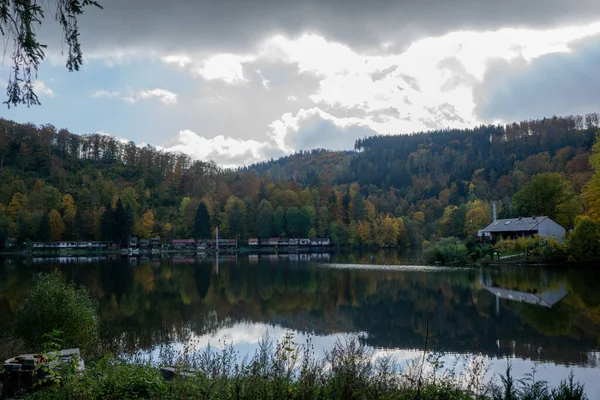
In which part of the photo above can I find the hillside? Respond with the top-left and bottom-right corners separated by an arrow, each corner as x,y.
0,114 -> 599,249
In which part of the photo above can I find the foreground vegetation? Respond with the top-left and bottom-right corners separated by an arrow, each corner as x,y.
1,271 -> 591,399
24,337 -> 589,400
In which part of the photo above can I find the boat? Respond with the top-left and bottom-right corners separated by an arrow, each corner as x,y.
1,348 -> 84,397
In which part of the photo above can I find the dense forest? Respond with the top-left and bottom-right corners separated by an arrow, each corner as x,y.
1,113 -> 600,250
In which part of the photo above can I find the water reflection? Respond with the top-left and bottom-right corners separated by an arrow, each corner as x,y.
0,252 -> 599,371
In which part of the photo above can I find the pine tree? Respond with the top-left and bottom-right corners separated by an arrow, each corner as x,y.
194,201 -> 212,239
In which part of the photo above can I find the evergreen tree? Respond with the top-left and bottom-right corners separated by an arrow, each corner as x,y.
37,211 -> 51,242
194,201 -> 212,239
274,206 -> 286,237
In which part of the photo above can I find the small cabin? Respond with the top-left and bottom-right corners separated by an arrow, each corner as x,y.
171,239 -> 196,250
479,216 -> 566,242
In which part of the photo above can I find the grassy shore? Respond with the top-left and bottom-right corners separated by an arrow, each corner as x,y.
20,335 -> 588,400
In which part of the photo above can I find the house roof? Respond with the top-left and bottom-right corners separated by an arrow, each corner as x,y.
481,216 -> 549,233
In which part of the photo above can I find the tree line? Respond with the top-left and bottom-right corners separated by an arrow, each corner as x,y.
1,113 -> 600,252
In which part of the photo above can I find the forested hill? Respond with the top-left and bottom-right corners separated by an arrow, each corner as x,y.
245,115 -> 597,196
1,114 -> 599,250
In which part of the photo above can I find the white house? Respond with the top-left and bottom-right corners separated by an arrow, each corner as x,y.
479,216 -> 566,242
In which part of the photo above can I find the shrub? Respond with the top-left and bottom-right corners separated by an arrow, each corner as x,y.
566,218 -> 600,262
13,271 -> 98,352
424,237 -> 469,265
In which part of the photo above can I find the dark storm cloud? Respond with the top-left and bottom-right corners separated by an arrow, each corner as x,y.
475,35 -> 600,122
79,0 -> 600,54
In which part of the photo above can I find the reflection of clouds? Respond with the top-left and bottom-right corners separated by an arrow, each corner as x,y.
131,320 -> 600,397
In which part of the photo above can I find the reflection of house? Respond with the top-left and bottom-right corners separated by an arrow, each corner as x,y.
479,270 -> 568,314
478,216 -> 566,242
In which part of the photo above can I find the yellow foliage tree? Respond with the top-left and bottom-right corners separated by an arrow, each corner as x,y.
134,210 -> 155,239
583,134 -> 600,222
61,194 -> 77,220
375,216 -> 399,248
49,209 -> 65,241
464,200 -> 492,237
358,221 -> 372,246
7,193 -> 27,222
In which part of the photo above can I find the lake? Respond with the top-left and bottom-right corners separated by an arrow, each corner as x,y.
1,251 -> 599,396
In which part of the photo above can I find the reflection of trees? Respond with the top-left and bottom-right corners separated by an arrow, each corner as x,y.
0,256 -> 599,366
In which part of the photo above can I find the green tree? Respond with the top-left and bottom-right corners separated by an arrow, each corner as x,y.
285,206 -> 300,237
13,271 -> 98,351
194,201 -> 212,239
256,200 -> 274,238
329,221 -> 348,247
513,173 -> 579,228
274,206 -> 285,237
299,205 -> 316,237
350,191 -> 365,222
2,0 -> 102,107
316,206 -> 329,237
224,196 -> 246,239
566,218 -> 600,262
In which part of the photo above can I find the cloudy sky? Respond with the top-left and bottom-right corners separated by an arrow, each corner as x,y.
3,0 -> 600,167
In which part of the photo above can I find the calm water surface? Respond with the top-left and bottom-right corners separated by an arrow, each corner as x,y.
1,251 -> 599,396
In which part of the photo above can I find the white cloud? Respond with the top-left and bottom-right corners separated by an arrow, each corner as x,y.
162,54 -> 193,67
92,89 -> 121,98
268,107 -> 376,153
161,129 -> 278,168
194,54 -> 254,84
33,81 -> 55,97
125,88 -> 178,105
255,22 -> 600,134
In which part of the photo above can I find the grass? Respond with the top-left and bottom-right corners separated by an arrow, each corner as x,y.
21,334 -> 588,400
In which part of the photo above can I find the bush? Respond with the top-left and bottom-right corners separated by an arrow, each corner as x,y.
13,271 -> 98,352
424,237 -> 469,265
566,218 -> 600,262
493,236 -> 566,262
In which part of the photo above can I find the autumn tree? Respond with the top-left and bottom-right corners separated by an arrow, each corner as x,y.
61,194 -> 77,239
134,210 -> 155,239
358,221 -> 372,246
48,209 -> 65,241
583,134 -> 600,222
375,217 -> 399,248
194,201 -> 212,239
464,201 -> 492,237
513,173 -> 580,228
7,192 -> 27,222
